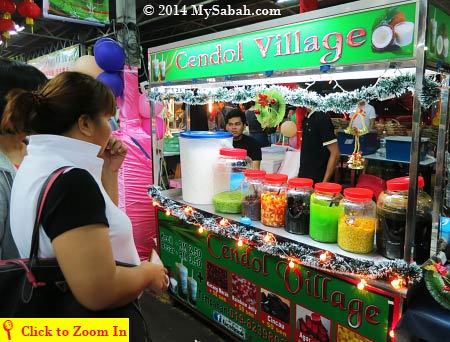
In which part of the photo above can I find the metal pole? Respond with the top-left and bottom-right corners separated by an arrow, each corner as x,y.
432,85 -> 450,254
116,0 -> 140,67
404,0 -> 428,262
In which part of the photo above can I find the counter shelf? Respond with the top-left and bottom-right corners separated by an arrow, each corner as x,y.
150,187 -> 409,342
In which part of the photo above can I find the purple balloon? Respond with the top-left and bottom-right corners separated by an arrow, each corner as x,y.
94,40 -> 125,72
97,72 -> 124,97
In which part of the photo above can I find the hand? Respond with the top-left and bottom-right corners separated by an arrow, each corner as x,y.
99,136 -> 128,172
145,262 -> 169,296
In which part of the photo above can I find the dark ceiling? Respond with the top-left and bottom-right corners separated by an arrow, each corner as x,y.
0,0 -> 358,61
2,0 -> 449,65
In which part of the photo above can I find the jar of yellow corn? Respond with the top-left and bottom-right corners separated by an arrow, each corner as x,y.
337,188 -> 376,254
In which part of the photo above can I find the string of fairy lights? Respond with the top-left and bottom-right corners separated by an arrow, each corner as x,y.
148,74 -> 441,113
149,186 -> 423,291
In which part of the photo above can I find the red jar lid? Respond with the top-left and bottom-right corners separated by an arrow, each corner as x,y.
314,182 -> 342,194
288,177 -> 313,188
264,174 -> 288,184
386,176 -> 425,191
219,148 -> 247,158
343,188 -> 373,202
244,170 -> 266,178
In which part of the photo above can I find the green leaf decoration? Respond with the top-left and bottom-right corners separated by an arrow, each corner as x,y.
424,270 -> 450,310
254,90 -> 286,129
373,7 -> 399,30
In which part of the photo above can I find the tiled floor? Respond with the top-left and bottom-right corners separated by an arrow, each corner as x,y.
140,292 -> 231,342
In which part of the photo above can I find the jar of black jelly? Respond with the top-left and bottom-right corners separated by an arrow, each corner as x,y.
285,178 -> 313,235
376,176 -> 432,263
241,169 -> 266,221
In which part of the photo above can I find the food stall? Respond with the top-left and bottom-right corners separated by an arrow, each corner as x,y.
147,0 -> 449,341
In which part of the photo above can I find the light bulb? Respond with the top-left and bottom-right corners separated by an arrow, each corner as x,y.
357,279 -> 367,290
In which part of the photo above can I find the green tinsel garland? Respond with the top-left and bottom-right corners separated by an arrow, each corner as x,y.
148,185 -> 422,285
148,74 -> 440,112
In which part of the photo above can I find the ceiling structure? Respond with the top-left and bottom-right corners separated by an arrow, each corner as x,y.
0,0 -> 359,61
2,0 -> 449,65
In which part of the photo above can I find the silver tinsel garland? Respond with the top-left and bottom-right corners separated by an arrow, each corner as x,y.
148,74 -> 440,112
148,185 -> 422,285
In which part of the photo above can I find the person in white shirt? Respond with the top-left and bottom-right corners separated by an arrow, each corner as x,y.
352,99 -> 377,131
1,72 -> 168,333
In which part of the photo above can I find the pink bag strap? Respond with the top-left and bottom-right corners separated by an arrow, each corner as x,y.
29,166 -> 71,261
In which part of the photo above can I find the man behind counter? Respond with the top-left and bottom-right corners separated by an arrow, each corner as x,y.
225,109 -> 262,170
299,107 -> 340,183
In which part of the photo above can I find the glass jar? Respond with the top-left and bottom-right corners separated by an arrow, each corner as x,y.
285,178 -> 313,235
377,176 -> 432,263
309,182 -> 343,243
338,188 -> 376,254
261,174 -> 288,227
241,170 -> 266,221
212,148 -> 252,213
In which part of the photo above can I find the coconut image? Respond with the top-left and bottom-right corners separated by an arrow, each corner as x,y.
372,24 -> 395,51
394,22 -> 414,46
437,35 -> 444,57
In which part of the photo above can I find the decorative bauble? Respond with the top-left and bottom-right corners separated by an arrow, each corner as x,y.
72,55 -> 104,78
94,39 -> 125,72
280,120 -> 297,138
97,71 -> 124,97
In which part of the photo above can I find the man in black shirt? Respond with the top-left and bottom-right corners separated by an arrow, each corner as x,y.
299,108 -> 340,183
225,109 -> 262,169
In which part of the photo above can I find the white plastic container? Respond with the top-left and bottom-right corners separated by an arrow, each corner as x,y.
179,131 -> 232,204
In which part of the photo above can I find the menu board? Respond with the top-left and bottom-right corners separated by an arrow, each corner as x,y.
157,211 -> 401,342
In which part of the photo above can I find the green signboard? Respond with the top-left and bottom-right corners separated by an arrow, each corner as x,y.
427,5 -> 450,64
45,0 -> 109,25
149,3 -> 416,83
158,211 -> 400,342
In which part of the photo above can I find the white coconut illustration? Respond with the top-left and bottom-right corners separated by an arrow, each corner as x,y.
394,21 -> 414,46
437,35 -> 444,56
444,38 -> 449,58
372,24 -> 395,51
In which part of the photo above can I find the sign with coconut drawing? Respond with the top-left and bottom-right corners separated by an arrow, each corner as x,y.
157,211 -> 400,342
427,5 -> 450,64
149,3 -> 416,83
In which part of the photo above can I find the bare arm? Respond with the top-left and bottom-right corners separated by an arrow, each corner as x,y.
99,137 -> 127,206
323,142 -> 340,182
52,224 -> 168,311
252,160 -> 261,170
370,118 -> 376,129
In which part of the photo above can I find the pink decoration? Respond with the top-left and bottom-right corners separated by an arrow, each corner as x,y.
113,66 -> 156,260
138,93 -> 150,118
155,116 -> 165,140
